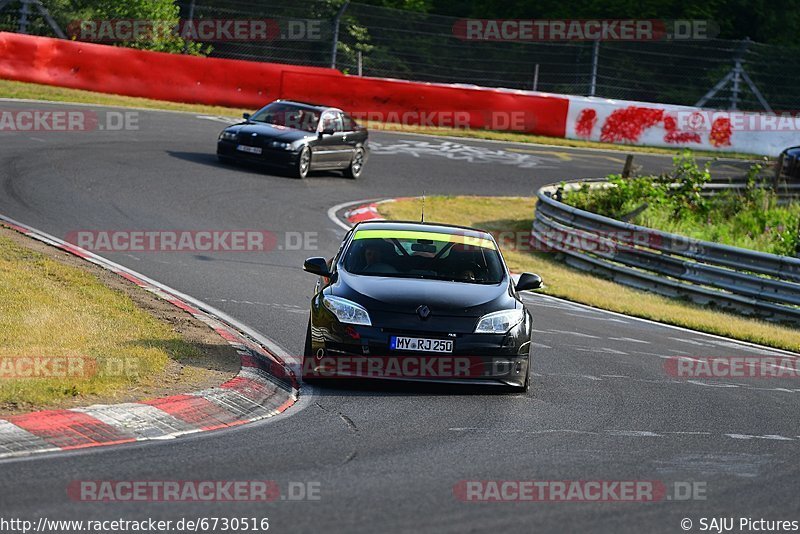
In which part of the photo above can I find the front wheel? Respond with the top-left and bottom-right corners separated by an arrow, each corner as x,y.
303,319 -> 313,358
302,319 -> 318,385
343,147 -> 365,179
510,357 -> 530,393
294,146 -> 311,179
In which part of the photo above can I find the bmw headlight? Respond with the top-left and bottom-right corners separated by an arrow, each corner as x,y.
474,309 -> 524,334
323,296 -> 372,326
269,141 -> 292,150
219,130 -> 238,141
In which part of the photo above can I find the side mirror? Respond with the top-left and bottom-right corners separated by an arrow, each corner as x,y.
320,127 -> 335,136
304,257 -> 331,277
243,113 -> 251,122
515,272 -> 542,292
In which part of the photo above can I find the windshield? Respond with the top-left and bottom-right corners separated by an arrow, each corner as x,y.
249,103 -> 320,133
343,230 -> 505,284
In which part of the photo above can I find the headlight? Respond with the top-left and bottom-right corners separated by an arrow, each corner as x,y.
474,309 -> 524,334
219,131 -> 237,141
323,296 -> 372,326
269,141 -> 292,150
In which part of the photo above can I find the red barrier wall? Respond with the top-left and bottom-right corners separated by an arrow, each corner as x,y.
0,32 -> 339,108
281,71 -> 569,138
0,32 -> 569,136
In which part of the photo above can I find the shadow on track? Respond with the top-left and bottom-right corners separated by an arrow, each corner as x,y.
303,378 -> 527,397
166,151 -> 348,180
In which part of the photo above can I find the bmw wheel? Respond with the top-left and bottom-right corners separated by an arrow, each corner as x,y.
295,146 -> 311,179
343,147 -> 365,179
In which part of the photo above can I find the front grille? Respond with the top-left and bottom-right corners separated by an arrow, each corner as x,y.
237,136 -> 266,148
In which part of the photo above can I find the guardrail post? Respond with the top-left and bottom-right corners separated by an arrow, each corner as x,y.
17,0 -> 30,34
331,2 -> 350,69
795,219 -> 800,257
589,40 -> 600,97
622,155 -> 634,178
182,0 -> 196,54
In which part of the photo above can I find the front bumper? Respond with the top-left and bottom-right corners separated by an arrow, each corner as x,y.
217,140 -> 300,168
304,319 -> 531,387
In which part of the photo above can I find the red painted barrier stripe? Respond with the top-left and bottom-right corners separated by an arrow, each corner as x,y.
61,243 -> 91,259
4,222 -> 30,234
7,410 -> 135,449
348,211 -> 382,223
239,354 -> 261,368
144,395 -> 242,429
167,298 -> 201,316
215,327 -> 240,343
118,272 -> 146,286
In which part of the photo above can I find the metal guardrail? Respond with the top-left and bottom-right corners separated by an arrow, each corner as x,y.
531,181 -> 800,323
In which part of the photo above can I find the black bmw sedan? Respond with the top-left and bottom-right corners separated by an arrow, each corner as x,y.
217,100 -> 368,179
776,146 -> 800,181
302,221 -> 543,391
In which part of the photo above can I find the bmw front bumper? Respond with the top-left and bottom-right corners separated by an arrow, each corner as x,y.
217,140 -> 300,168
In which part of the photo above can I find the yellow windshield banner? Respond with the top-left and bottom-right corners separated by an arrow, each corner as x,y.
353,229 -> 496,250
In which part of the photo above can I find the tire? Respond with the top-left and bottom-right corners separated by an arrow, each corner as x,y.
302,319 -> 318,385
218,155 -> 234,165
343,147 -> 365,179
294,146 -> 311,179
520,367 -> 530,393
775,152 -> 785,181
510,358 -> 530,393
303,319 -> 313,358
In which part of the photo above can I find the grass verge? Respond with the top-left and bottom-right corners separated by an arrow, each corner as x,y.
0,226 -> 239,414
562,154 -> 798,256
378,196 -> 800,353
0,79 -> 761,159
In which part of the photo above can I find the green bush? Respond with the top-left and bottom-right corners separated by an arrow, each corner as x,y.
562,151 -> 800,256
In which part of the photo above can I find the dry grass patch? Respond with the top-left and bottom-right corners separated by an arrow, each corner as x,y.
0,227 -> 239,413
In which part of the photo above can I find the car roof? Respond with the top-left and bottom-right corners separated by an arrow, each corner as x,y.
354,220 -> 493,240
274,100 -> 342,114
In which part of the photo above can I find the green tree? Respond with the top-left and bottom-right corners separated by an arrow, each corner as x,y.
71,0 -> 209,55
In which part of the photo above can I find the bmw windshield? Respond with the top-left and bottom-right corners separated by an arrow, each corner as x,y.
342,229 -> 505,284
249,102 -> 320,133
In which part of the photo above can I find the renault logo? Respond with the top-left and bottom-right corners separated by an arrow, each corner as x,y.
252,133 -> 258,137
416,305 -> 431,320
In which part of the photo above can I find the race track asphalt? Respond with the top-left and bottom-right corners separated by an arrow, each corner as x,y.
0,101 -> 797,534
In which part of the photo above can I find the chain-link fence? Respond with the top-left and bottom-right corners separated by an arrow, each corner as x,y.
3,0 -> 800,111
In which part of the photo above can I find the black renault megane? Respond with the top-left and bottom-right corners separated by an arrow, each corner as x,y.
216,100 -> 368,179
302,221 -> 543,391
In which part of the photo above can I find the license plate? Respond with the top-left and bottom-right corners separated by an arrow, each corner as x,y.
236,145 -> 262,155
390,336 -> 453,353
